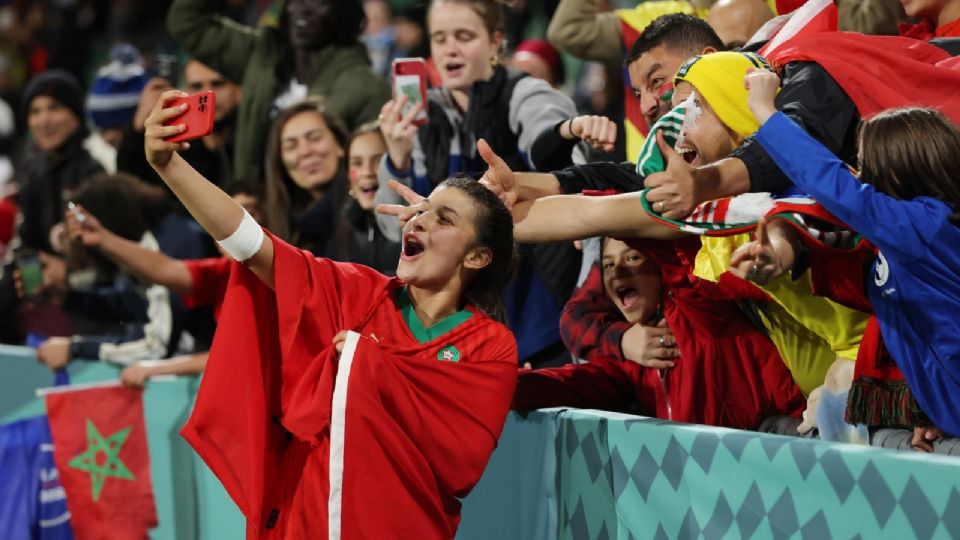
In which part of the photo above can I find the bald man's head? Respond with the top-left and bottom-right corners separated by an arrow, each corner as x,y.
706,0 -> 774,49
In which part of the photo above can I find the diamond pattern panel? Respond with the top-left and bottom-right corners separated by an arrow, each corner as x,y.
546,409 -> 960,540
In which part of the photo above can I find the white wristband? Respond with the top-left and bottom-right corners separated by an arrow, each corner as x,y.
217,209 -> 264,262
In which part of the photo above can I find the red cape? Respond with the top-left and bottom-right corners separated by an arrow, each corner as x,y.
768,32 -> 960,124
181,235 -> 517,538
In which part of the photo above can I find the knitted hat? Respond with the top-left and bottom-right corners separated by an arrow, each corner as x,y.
513,39 -> 565,85
673,51 -> 774,138
21,69 -> 84,122
87,44 -> 149,129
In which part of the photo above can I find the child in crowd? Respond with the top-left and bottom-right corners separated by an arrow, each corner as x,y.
345,122 -> 401,274
145,90 -> 519,538
514,235 -> 805,428
733,68 -> 960,447
65,181 -> 265,387
34,174 -> 211,370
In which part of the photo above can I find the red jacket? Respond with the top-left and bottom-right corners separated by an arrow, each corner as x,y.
182,234 -> 517,539
517,237 -> 805,428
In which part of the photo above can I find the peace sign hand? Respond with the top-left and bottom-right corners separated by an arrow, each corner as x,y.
375,180 -> 424,229
477,138 -> 517,209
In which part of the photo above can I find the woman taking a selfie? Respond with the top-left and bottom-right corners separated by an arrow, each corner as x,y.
376,0 -> 618,367
145,90 -> 519,538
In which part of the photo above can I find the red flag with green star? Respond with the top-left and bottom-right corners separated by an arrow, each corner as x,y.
45,385 -> 158,539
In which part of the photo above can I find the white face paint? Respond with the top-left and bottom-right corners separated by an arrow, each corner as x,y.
674,92 -> 702,150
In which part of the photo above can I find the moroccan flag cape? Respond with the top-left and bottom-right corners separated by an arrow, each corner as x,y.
182,234 -> 517,539
766,32 -> 960,125
45,386 -> 157,540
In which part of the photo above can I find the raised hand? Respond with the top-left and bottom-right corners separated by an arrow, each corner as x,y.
477,138 -> 517,209
378,95 -> 422,173
744,68 -> 780,124
64,203 -> 105,248
566,115 -> 618,153
144,90 -> 191,169
120,363 -> 155,388
37,337 -> 71,371
644,130 -> 702,219
375,180 -> 425,228
728,219 -> 790,285
621,319 -> 680,369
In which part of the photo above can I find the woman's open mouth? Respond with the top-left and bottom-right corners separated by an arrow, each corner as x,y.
401,233 -> 425,261
616,286 -> 639,310
445,62 -> 465,78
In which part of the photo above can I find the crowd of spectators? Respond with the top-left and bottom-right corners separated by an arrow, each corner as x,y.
2,0 -> 960,462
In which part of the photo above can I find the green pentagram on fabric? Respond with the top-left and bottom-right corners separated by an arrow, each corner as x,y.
68,419 -> 135,501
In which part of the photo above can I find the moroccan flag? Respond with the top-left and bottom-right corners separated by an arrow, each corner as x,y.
45,385 -> 157,540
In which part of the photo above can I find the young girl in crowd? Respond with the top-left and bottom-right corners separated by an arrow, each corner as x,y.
263,98 -> 351,258
345,122 -> 401,274
376,0 -> 617,367
145,90 -> 519,538
732,69 -> 960,445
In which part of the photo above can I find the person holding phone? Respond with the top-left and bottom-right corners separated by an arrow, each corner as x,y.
116,59 -> 243,191
375,0 -> 619,367
166,0 -> 391,183
143,89 -> 519,538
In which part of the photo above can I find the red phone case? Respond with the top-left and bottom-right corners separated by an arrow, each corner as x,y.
392,58 -> 428,126
164,91 -> 215,143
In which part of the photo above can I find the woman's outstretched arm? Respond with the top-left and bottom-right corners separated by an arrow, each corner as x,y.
145,90 -> 275,287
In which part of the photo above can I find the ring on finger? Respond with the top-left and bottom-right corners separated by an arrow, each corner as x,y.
658,335 -> 665,346
750,263 -> 759,277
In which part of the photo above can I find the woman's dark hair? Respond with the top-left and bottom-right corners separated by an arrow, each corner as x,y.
859,107 -> 960,224
71,173 -> 172,278
263,97 -> 350,244
439,176 -> 516,323
224,179 -> 265,201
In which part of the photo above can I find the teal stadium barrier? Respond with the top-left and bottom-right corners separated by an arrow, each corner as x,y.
4,346 -> 960,539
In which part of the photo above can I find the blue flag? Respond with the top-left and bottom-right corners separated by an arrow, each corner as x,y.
0,415 -> 74,539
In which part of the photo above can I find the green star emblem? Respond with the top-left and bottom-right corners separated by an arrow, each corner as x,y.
68,419 -> 135,502
437,345 -> 460,362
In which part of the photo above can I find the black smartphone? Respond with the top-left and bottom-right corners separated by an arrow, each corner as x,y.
149,53 -> 180,87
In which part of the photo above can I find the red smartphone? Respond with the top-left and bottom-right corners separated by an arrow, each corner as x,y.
164,91 -> 215,143
392,58 -> 428,126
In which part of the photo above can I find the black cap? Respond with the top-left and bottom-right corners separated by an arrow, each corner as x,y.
20,69 -> 84,121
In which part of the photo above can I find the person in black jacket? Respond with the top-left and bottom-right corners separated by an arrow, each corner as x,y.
16,70 -> 105,253
345,122 -> 400,274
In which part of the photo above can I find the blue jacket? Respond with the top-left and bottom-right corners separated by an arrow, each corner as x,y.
757,112 -> 960,436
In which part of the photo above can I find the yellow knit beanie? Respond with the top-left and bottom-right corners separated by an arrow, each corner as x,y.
673,51 -> 774,138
